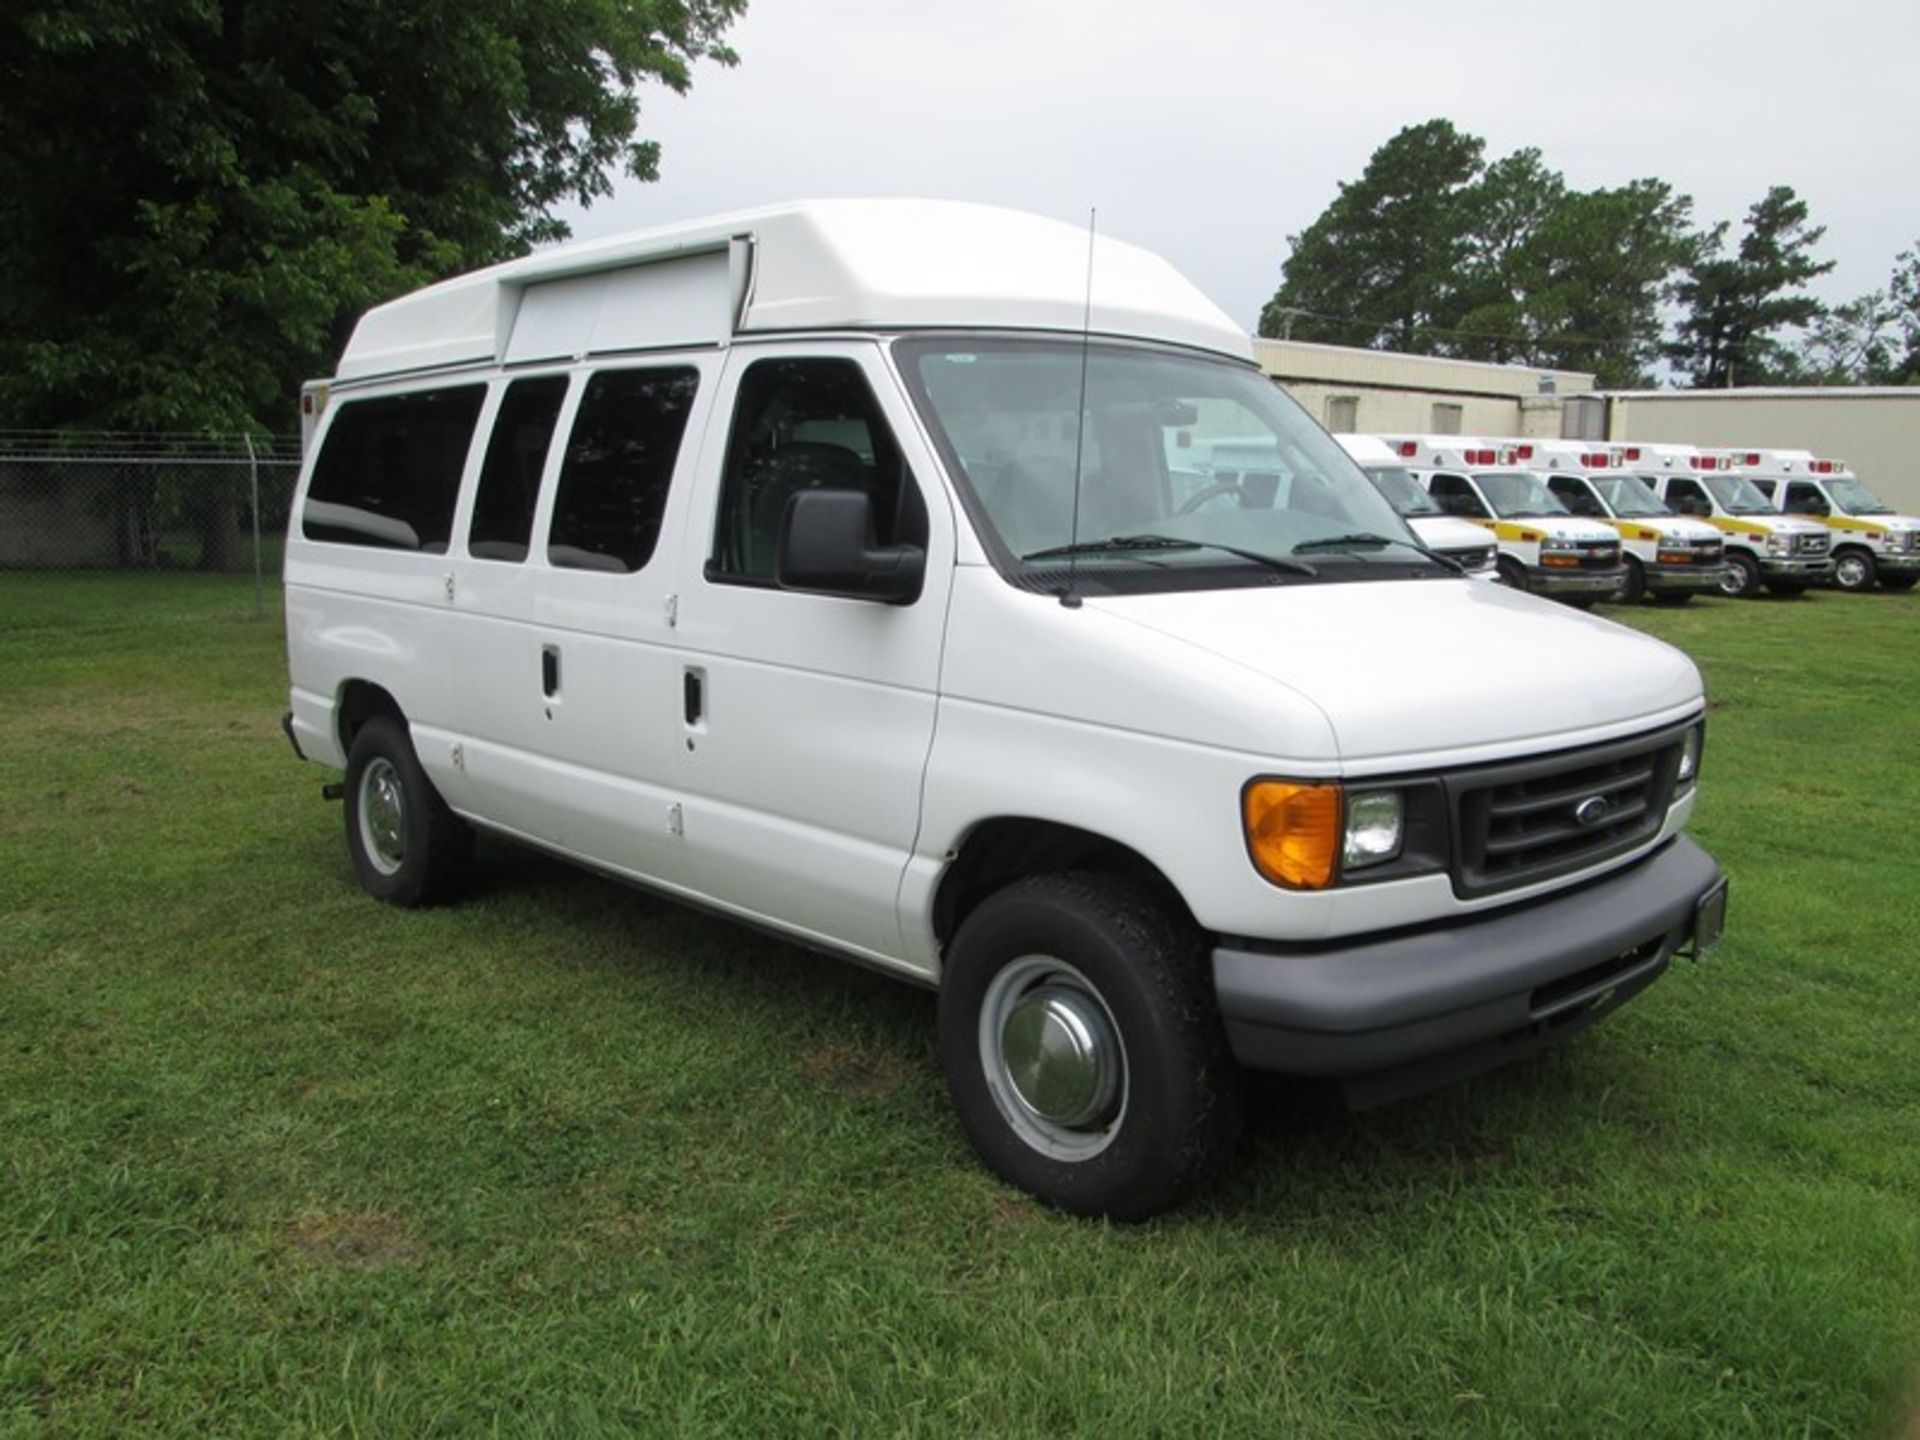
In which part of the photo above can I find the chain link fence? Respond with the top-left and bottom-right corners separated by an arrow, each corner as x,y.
0,431 -> 302,617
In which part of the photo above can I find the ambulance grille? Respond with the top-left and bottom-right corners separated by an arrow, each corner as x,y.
1447,724 -> 1689,899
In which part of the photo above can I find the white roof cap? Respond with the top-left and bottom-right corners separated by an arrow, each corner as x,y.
336,200 -> 1251,382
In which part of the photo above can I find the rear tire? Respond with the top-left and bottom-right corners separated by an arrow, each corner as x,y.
1718,552 -> 1761,599
937,872 -> 1244,1220
1832,548 -> 1877,593
344,715 -> 474,907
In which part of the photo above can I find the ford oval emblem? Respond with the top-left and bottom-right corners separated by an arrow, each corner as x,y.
1574,796 -> 1610,828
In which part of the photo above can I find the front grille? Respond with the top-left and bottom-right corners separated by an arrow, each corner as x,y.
1575,542 -> 1619,569
1900,530 -> 1920,554
1447,724 -> 1688,899
1795,532 -> 1830,556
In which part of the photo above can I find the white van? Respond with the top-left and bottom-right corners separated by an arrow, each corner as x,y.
1333,434 -> 1498,578
1641,452 -> 1832,598
1513,440 -> 1729,604
1375,436 -> 1628,605
1711,448 -> 1920,593
283,201 -> 1727,1218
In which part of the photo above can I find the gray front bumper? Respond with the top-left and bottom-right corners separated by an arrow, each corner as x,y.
1527,565 -> 1625,596
1758,555 -> 1832,579
1213,835 -> 1724,1105
1645,562 -> 1728,594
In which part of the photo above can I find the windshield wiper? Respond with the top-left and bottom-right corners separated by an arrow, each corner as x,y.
1291,533 -> 1465,574
1023,533 -> 1317,576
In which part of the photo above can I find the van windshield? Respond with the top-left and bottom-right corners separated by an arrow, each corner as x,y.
1471,470 -> 1569,519
1363,465 -> 1443,516
897,337 -> 1437,592
1592,475 -> 1671,517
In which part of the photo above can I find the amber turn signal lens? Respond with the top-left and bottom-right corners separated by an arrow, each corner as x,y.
1242,780 -> 1341,889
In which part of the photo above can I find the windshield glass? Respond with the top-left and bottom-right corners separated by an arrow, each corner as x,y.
1828,477 -> 1893,514
1705,475 -> 1776,514
1593,475 -> 1671,517
896,338 -> 1427,591
1363,465 -> 1442,516
1472,470 -> 1569,519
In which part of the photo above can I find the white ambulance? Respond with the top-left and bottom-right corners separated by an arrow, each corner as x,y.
1511,439 -> 1728,604
1711,448 -> 1920,593
1641,452 -> 1832,598
1333,434 -> 1498,578
1374,435 -> 1627,605
282,201 -> 1726,1218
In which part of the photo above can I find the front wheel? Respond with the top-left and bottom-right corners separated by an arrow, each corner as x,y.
1832,548 -> 1877,592
344,715 -> 474,907
937,873 -> 1244,1220
1718,552 -> 1761,599
1495,556 -> 1529,592
1620,555 -> 1647,604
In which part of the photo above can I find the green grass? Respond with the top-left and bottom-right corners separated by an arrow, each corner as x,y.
2,573 -> 1917,1436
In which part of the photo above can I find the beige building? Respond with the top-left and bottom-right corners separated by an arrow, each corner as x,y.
1254,338 -> 1594,440
1593,388 -> 1920,513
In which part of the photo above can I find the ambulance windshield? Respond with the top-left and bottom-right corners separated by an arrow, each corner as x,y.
1471,470 -> 1569,520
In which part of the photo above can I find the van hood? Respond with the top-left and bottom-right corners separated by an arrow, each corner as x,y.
1088,578 -> 1702,766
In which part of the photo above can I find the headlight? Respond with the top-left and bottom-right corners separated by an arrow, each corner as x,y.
1343,791 -> 1404,870
1540,537 -> 1579,553
1766,533 -> 1790,555
1678,724 -> 1704,785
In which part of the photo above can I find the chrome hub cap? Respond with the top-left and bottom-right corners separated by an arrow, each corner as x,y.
1835,554 -> 1869,589
980,956 -> 1127,1159
358,758 -> 406,875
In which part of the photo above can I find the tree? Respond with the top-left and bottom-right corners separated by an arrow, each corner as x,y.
1790,291 -> 1900,385
1666,185 -> 1834,388
1508,180 -> 1697,387
1882,243 -> 1920,383
1260,123 -> 1695,386
0,0 -> 745,562
1258,120 -> 1485,350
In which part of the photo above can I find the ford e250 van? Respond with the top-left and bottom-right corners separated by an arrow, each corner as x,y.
284,201 -> 1728,1218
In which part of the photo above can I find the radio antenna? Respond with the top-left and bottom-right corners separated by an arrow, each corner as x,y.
1059,206 -> 1097,609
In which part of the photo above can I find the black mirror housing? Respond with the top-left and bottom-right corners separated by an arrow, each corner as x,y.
776,489 -> 925,604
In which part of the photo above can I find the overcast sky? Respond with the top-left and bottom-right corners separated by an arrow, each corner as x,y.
559,0 -> 1919,335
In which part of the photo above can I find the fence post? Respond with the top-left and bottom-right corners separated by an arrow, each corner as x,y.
245,432 -> 263,620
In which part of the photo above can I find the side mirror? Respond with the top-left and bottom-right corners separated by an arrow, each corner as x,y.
776,489 -> 925,604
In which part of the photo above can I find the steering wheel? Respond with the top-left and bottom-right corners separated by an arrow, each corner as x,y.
1176,481 -> 1247,516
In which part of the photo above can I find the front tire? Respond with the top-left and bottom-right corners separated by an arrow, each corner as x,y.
344,715 -> 473,907
1495,556 -> 1529,592
1718,552 -> 1761,599
937,873 -> 1244,1220
1832,548 -> 1877,592
1620,555 -> 1647,604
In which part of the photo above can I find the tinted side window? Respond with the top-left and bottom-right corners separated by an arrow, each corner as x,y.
1667,479 -> 1708,513
709,358 -> 926,584
469,376 -> 569,562
304,386 -> 485,552
1784,482 -> 1827,515
548,367 -> 700,574
1549,477 -> 1602,518
1428,473 -> 1486,518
